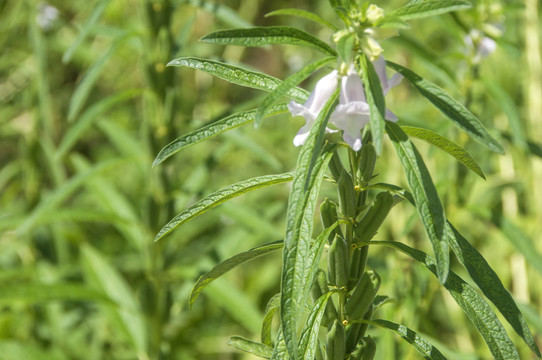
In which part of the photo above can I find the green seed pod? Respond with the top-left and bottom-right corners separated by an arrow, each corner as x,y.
328,235 -> 350,288
320,199 -> 342,244
326,320 -> 346,360
345,322 -> 362,354
329,151 -> 343,182
338,169 -> 356,219
354,191 -> 394,245
350,336 -> 376,360
348,246 -> 368,289
311,269 -> 338,325
345,270 -> 381,320
359,143 -> 377,183
357,304 -> 374,340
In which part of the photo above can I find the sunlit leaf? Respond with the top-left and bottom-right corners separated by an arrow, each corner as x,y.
402,126 -> 486,179
155,173 -> 293,241
201,26 -> 337,56
386,61 -> 504,154
390,0 -> 471,20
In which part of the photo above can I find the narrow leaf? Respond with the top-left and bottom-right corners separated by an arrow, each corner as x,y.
155,173 -> 293,241
228,337 -> 273,359
448,223 -> 541,357
271,326 -> 288,360
262,293 -> 281,346
265,9 -> 339,30
402,126 -> 486,179
386,61 -> 504,154
281,90 -> 339,360
201,26 -> 337,56
390,0 -> 472,20
153,104 -> 289,166
167,57 -> 309,102
298,291 -> 336,360
255,57 -> 335,127
367,319 -> 447,360
386,121 -> 449,283
361,55 -> 386,155
189,241 -> 283,307
374,241 -> 520,360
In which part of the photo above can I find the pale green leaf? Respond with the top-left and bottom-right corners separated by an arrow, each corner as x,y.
361,55 -> 386,155
386,122 -> 449,283
265,9 -> 339,30
153,104 -> 289,166
228,337 -> 273,359
255,57 -> 335,127
386,61 -> 504,154
401,126 -> 486,179
262,293 -> 281,346
298,291 -> 336,360
201,26 -> 337,56
390,0 -> 472,20
374,241 -> 520,360
189,241 -> 283,307
154,173 -> 293,241
167,57 -> 309,102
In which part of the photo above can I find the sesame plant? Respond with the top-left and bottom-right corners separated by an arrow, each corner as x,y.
153,1 -> 541,359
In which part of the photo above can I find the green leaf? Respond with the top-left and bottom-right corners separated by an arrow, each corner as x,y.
298,291 -> 336,360
201,26 -> 337,56
361,55 -> 386,155
228,337 -> 273,359
374,241 -> 520,360
154,173 -> 293,241
271,326 -> 288,360
386,122 -> 449,283
0,283 -> 111,304
401,126 -> 486,179
167,57 -> 309,102
181,0 -> 252,28
265,9 -> 339,30
189,241 -> 283,307
386,61 -> 504,154
448,223 -> 541,357
390,0 -> 472,20
153,104 -> 289,166
262,293 -> 281,346
255,56 -> 336,127
281,90 -> 339,360
366,319 -> 447,360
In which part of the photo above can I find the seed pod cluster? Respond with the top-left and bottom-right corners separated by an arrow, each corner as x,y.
358,143 -> 376,184
354,191 -> 394,245
345,270 -> 381,320
328,235 -> 350,288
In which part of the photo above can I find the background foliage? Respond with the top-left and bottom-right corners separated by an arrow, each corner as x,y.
1,0 -> 541,359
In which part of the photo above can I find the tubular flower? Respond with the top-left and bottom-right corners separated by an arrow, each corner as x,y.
289,57 -> 402,151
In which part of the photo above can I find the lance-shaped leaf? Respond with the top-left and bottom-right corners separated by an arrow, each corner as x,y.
271,326 -> 288,360
201,26 -> 337,56
189,241 -> 283,307
281,90 -> 339,360
390,0 -> 471,20
228,337 -> 273,359
361,55 -> 386,155
374,241 -> 520,360
255,56 -> 336,127
265,9 -> 339,31
262,293 -> 281,346
448,223 -> 541,357
386,61 -> 504,154
167,57 -> 309,102
154,173 -> 293,241
153,104 -> 289,166
402,126 -> 486,179
298,291 -> 336,360
386,122 -> 449,283
365,319 -> 447,360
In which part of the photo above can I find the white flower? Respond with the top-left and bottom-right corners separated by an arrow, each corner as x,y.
464,30 -> 497,63
288,70 -> 339,147
36,2 -> 59,31
288,57 -> 402,151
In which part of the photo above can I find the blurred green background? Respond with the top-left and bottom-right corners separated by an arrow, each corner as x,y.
1,0 -> 541,359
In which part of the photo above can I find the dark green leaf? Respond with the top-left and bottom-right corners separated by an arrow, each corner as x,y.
386,61 -> 504,154
189,241 -> 283,307
401,126 -> 486,179
255,56 -> 335,127
201,26 -> 337,56
298,291 -> 336,360
367,319 -> 447,360
167,57 -> 309,102
386,122 -> 449,283
265,9 -> 339,30
154,173 -> 293,241
228,337 -> 273,359
153,104 -> 289,166
390,0 -> 471,20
